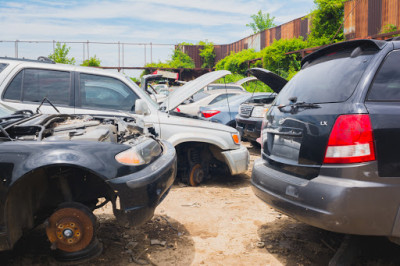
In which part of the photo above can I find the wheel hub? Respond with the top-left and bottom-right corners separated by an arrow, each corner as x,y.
46,206 -> 94,253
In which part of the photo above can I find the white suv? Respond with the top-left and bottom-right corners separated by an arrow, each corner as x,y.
0,57 -> 249,186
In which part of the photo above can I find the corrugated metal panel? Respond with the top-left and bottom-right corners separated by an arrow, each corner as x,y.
300,18 -> 309,38
355,0 -> 369,38
260,30 -> 266,49
293,18 -> 301,37
344,0 -> 356,37
281,21 -> 294,40
382,0 -> 399,27
275,25 -> 282,40
368,0 -> 382,35
269,27 -> 276,44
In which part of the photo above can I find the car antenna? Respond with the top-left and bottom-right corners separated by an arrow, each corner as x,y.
223,76 -> 232,121
36,97 -> 60,114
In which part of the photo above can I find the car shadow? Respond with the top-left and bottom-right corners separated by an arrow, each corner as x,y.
0,214 -> 195,266
257,217 -> 343,265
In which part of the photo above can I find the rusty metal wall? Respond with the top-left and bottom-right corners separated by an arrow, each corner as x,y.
368,0 -> 382,36
179,15 -> 309,67
345,0 -> 400,39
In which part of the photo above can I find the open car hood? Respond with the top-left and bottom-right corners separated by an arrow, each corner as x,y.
246,68 -> 287,93
234,76 -> 257,86
160,70 -> 231,111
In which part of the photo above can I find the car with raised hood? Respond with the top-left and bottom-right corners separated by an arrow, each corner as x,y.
0,58 -> 249,186
236,68 -> 286,143
0,104 -> 176,260
252,39 -> 400,243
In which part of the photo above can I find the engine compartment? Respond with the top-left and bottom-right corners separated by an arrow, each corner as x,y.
2,114 -> 148,144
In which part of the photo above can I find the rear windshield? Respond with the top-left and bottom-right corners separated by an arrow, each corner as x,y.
274,47 -> 378,105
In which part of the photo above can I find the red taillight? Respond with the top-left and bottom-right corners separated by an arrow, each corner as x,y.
202,110 -> 220,118
323,114 -> 375,164
176,107 -> 180,112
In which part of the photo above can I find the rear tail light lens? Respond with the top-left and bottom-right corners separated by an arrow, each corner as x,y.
323,114 -> 375,164
202,110 -> 220,118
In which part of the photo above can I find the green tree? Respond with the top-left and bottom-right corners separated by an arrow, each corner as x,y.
48,42 -> 76,64
246,10 -> 276,34
307,0 -> 346,45
215,48 -> 262,75
198,41 -> 216,68
81,55 -> 101,67
168,46 -> 195,68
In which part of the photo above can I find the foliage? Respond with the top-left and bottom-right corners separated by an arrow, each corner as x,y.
81,55 -> 101,67
214,74 -> 272,93
307,0 -> 346,44
262,37 -> 308,78
215,49 -> 262,75
169,46 -> 195,68
381,24 -> 399,35
198,41 -> 216,68
130,77 -> 140,84
246,10 -> 276,34
48,42 -> 76,65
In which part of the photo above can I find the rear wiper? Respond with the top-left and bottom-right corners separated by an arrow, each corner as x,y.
277,101 -> 320,113
36,97 -> 60,114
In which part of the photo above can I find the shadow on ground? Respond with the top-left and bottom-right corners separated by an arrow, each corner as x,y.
0,214 -> 194,266
258,217 -> 343,265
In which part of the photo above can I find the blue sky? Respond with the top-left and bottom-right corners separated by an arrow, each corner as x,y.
0,0 -> 314,76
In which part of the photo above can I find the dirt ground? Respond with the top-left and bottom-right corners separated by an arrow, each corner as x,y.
2,142 -> 400,265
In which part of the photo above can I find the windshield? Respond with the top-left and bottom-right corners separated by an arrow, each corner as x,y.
275,47 -> 378,105
124,76 -> 159,109
207,85 -> 242,90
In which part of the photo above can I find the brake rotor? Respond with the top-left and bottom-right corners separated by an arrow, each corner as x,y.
189,164 -> 204,186
46,205 -> 94,253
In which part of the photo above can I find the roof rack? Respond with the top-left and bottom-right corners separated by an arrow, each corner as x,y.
386,36 -> 400,42
0,56 -> 55,64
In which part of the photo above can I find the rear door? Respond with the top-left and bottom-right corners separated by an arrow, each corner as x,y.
262,45 -> 380,180
365,49 -> 400,177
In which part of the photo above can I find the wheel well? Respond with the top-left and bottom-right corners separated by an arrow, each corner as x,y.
174,142 -> 226,177
5,165 -> 114,249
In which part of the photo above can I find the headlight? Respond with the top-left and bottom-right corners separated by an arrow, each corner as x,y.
115,138 -> 162,166
232,133 -> 240,145
251,106 -> 269,118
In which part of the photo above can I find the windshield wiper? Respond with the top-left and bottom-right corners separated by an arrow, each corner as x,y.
277,100 -> 320,113
36,97 -> 60,114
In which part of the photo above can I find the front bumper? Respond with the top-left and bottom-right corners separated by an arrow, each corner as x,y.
107,140 -> 177,226
252,159 -> 400,237
221,144 -> 249,175
236,116 -> 262,141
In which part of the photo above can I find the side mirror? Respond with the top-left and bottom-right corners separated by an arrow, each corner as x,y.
135,99 -> 150,115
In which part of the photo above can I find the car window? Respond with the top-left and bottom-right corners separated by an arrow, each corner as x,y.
275,46 -> 378,105
0,63 -> 8,73
4,69 -> 71,105
207,85 -> 242,91
80,74 -> 139,112
367,50 -> 400,101
209,93 -> 238,105
3,71 -> 23,100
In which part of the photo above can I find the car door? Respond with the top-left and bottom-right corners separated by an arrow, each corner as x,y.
364,49 -> 400,177
74,72 -> 140,115
1,68 -> 75,114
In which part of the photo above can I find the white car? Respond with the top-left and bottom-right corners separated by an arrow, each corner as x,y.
0,57 -> 249,186
177,89 -> 246,116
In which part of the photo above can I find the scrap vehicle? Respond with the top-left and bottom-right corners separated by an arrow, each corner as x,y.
0,59 -> 249,186
0,104 -> 176,260
251,39 -> 400,244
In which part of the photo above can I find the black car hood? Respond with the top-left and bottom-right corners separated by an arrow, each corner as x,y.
246,68 -> 287,93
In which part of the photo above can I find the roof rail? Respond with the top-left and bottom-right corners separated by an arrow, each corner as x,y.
0,56 -> 55,64
386,36 -> 400,42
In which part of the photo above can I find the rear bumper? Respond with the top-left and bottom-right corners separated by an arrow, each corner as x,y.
221,144 -> 249,175
235,116 -> 262,141
252,159 -> 400,237
107,141 -> 177,226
